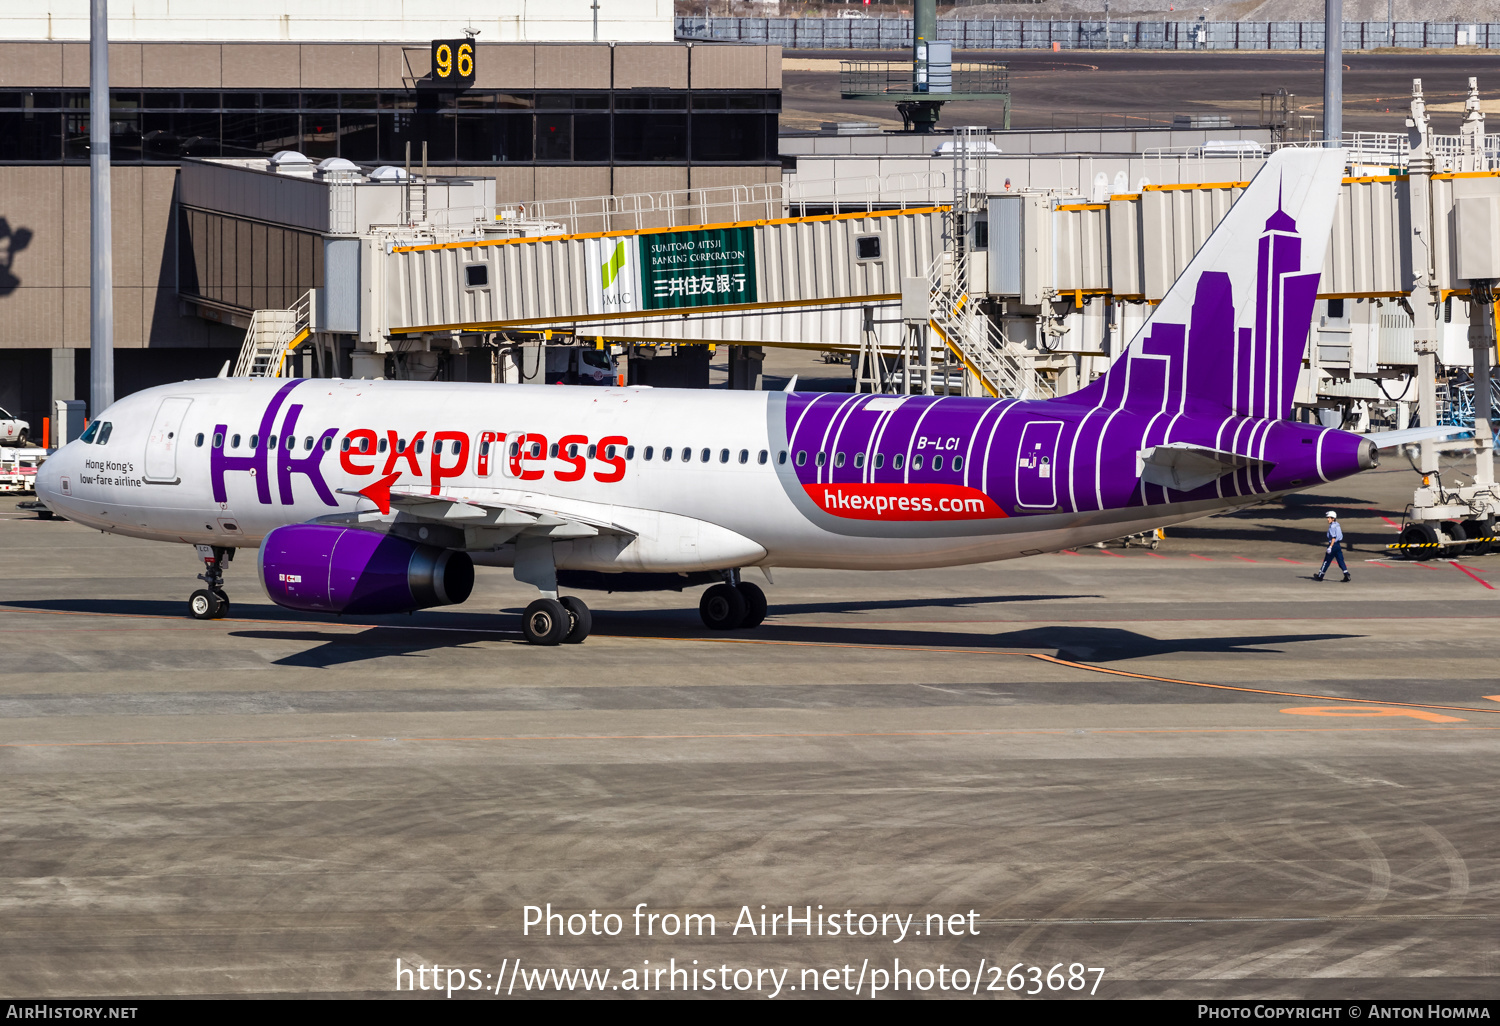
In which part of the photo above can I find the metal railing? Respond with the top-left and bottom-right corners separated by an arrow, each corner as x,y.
677,16 -> 1500,52
839,61 -> 1009,97
234,290 -> 314,378
927,253 -> 1053,400
396,173 -> 956,240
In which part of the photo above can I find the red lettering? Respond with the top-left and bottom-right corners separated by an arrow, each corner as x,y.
554,434 -> 588,482
429,431 -> 469,496
340,429 -> 378,475
477,431 -> 503,476
382,430 -> 426,477
512,433 -> 546,481
593,435 -> 628,483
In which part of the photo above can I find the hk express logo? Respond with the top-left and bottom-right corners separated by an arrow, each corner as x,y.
210,380 -> 629,509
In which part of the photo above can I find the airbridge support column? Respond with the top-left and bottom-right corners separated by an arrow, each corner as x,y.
728,346 -> 764,390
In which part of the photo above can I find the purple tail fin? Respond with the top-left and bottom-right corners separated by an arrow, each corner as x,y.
1063,149 -> 1343,420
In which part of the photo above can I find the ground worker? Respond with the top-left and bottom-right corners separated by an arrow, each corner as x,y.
1313,510 -> 1350,582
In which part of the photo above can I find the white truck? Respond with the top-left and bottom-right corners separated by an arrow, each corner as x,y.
0,447 -> 45,494
0,406 -> 29,446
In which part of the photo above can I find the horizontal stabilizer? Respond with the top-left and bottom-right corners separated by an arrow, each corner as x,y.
1139,442 -> 1272,493
1362,425 -> 1474,450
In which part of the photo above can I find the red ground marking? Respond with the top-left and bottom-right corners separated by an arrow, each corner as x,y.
1098,549 -> 1127,558
1413,562 -> 1437,570
1060,549 -> 1080,556
1146,551 -> 1168,560
1234,556 -> 1257,563
1452,563 -> 1497,590
1189,554 -> 1213,561
1368,561 -> 1393,568
1277,557 -> 1301,564
1369,507 -> 1401,529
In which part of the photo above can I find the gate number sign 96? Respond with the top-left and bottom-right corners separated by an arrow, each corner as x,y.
432,40 -> 475,83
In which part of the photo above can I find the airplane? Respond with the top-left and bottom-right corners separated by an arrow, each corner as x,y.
35,147 -> 1387,646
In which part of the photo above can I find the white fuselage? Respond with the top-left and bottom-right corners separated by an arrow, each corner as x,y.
35,378 -> 1257,575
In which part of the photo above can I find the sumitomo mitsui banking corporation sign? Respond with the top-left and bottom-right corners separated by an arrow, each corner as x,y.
585,227 -> 758,316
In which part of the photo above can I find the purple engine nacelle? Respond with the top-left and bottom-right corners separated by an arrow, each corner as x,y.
259,524 -> 475,615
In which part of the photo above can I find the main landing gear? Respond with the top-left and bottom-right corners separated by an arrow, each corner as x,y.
189,545 -> 234,620
699,570 -> 767,631
521,595 -> 592,646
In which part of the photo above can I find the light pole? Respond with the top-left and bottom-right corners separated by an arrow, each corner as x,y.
90,0 -> 114,415
1323,0 -> 1343,146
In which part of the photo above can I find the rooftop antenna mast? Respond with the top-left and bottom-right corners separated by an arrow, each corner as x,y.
89,0 -> 114,413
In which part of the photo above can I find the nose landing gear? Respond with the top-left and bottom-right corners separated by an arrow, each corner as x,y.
190,545 -> 234,620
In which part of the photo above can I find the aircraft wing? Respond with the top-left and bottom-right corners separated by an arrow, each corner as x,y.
1361,425 -> 1474,450
334,473 -> 635,542
1139,442 -> 1272,493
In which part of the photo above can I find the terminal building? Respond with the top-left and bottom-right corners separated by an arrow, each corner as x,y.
0,0 -> 780,429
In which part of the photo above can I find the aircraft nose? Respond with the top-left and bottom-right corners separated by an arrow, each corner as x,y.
35,444 -> 69,507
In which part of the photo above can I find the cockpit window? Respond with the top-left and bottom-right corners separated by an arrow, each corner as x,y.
96,422 -> 113,445
80,422 -> 100,444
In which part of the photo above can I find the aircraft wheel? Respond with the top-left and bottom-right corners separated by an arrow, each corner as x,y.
189,589 -> 223,620
560,596 -> 592,644
699,583 -> 746,631
1462,518 -> 1493,557
522,598 -> 568,646
736,581 -> 768,629
1399,522 -> 1440,561
212,589 -> 230,617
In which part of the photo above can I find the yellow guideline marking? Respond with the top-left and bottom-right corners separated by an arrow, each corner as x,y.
1280,705 -> 1466,724
1030,653 -> 1500,715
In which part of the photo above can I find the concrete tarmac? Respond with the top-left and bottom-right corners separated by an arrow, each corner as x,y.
2,459 -> 1497,999
782,51 -> 1500,133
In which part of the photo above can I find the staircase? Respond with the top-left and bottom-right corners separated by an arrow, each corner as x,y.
927,255 -> 1053,400
233,290 -> 314,378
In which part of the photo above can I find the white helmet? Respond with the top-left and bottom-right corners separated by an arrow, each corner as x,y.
1325,511 -> 1338,519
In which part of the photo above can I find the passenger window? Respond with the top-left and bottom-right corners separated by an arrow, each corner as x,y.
644,446 -> 654,461
952,455 -> 963,471
758,450 -> 768,465
795,451 -> 806,466
853,452 -> 864,469
341,437 -> 351,452
700,448 -> 710,463
549,443 -> 559,458
625,445 -> 635,460
932,455 -> 943,470
833,452 -> 845,468
303,436 -> 313,451
509,441 -> 519,457
778,451 -> 787,465
681,447 -> 691,463
912,454 -> 924,470
530,442 -> 541,457
480,441 -> 490,456
250,434 -> 260,449
874,453 -> 883,469
739,449 -> 749,464
605,445 -> 617,459
233,434 -> 242,449
322,436 -> 333,451
194,433 -> 205,447
97,422 -> 112,444
719,449 -> 730,464
268,435 -> 277,449
285,436 -> 296,451
661,446 -> 671,461
893,454 -> 904,470
815,453 -> 826,468
589,444 -> 598,459
80,422 -> 100,444
379,438 -> 388,453
213,432 -> 224,449
415,439 -> 426,454
359,437 -> 370,453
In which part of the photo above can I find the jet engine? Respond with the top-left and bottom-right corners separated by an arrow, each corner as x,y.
259,524 -> 474,614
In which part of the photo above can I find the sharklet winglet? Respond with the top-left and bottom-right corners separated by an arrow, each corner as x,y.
336,472 -> 401,515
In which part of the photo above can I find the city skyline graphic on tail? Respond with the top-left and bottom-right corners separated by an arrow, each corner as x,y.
778,147 -> 1366,534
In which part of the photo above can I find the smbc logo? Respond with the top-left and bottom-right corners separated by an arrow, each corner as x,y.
600,240 -> 632,306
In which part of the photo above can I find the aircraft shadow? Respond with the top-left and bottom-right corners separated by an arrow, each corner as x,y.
4,599 -> 1359,669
